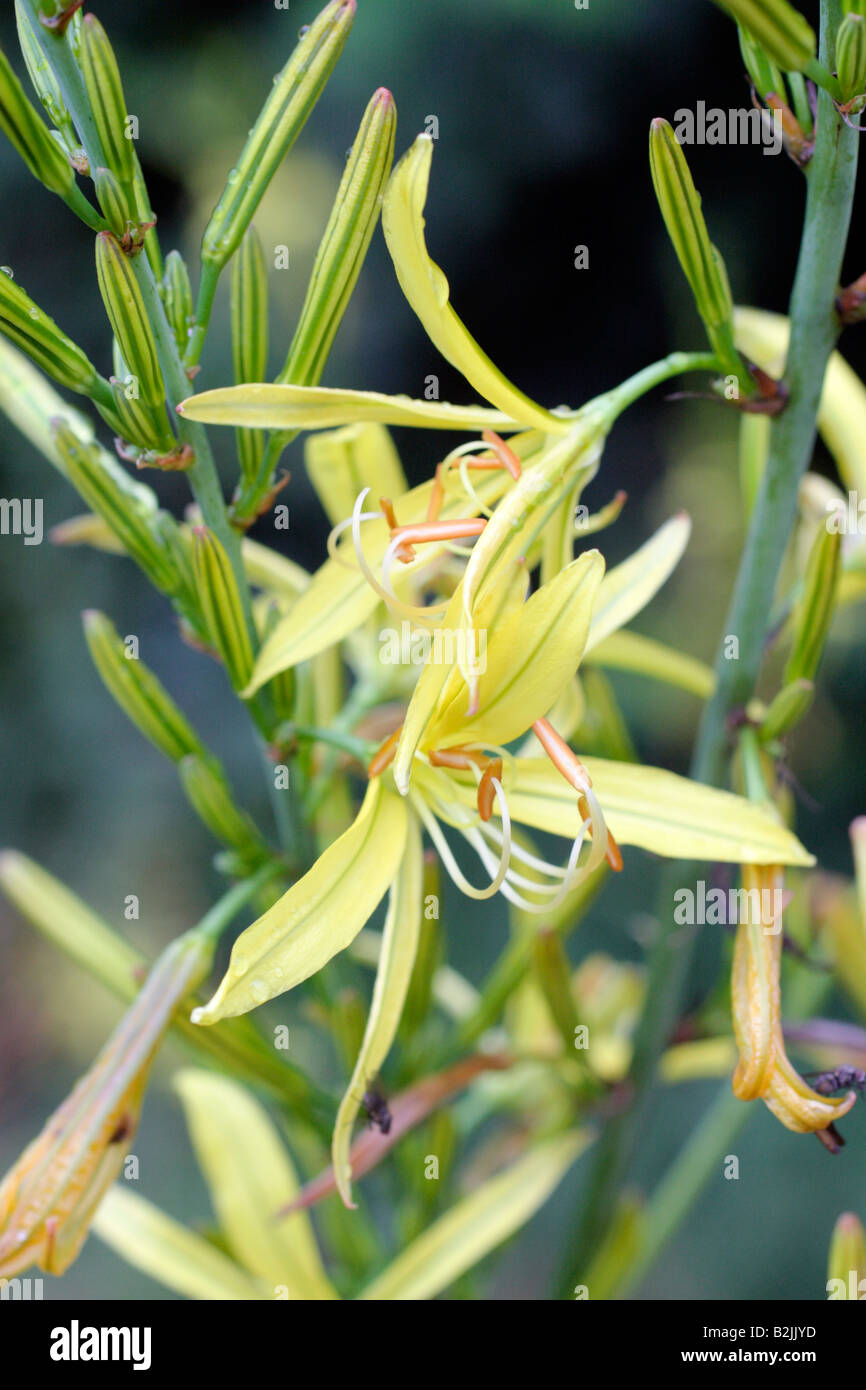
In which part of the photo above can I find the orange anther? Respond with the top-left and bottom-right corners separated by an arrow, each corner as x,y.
368,728 -> 402,779
477,758 -> 503,821
532,717 -> 592,792
380,497 -> 415,562
391,519 -> 486,549
481,430 -> 522,479
429,747 -> 487,772
426,461 -> 447,523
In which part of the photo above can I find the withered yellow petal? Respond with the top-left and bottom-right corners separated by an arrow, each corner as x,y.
332,813 -> 423,1209
192,780 -> 408,1022
382,135 -> 570,435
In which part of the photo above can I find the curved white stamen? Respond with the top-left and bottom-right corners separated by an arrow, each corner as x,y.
381,533 -> 450,625
349,489 -> 449,626
411,788 -> 510,901
466,821 -> 589,912
327,508 -> 384,570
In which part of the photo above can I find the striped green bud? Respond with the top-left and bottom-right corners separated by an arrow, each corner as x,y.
95,231 -> 164,408
178,754 -> 269,861
784,525 -> 841,685
711,0 -> 815,72
0,266 -> 99,394
201,0 -> 355,271
14,0 -> 77,149
0,42 -> 74,196
844,0 -> 866,15
53,424 -> 178,592
102,373 -> 175,455
650,119 -> 739,372
279,86 -> 396,386
759,678 -> 814,741
78,13 -> 134,184
738,24 -> 785,99
93,166 -> 133,239
837,13 -> 866,102
192,527 -> 255,691
83,609 -> 208,763
161,250 -> 194,354
231,227 -> 268,484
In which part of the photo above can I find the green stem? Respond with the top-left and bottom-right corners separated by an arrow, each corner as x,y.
183,260 -> 220,371
559,0 -> 857,1298
597,351 -> 720,422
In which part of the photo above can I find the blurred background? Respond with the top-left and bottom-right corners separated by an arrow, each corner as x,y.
1,0 -> 864,1300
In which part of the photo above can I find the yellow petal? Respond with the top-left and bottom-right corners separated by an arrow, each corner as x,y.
734,306 -> 866,493
762,1053 -> 858,1133
332,813 -> 423,1209
357,1131 -> 591,1300
463,757 -> 815,866
178,382 -> 521,432
429,550 -> 605,750
174,1069 -> 337,1299
586,630 -> 715,698
192,780 -> 408,1023
92,1186 -> 265,1300
305,422 -> 407,527
382,135 -> 570,435
585,514 -> 692,651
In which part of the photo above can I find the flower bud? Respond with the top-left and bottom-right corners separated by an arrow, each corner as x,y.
759,678 -> 814,742
14,0 -> 77,149
650,120 -> 733,332
161,249 -> 194,354
78,13 -> 134,184
231,227 -> 269,484
784,525 -> 841,685
95,231 -> 165,408
278,86 -> 396,387
101,373 -> 176,456
828,1212 -> 866,1298
0,42 -> 75,197
178,754 -> 269,861
738,24 -> 785,101
54,424 -> 179,593
192,527 -> 255,691
0,265 -> 100,394
837,13 -> 866,102
93,165 -> 133,239
0,930 -> 213,1277
201,0 -> 355,272
711,0 -> 815,72
83,609 -> 207,762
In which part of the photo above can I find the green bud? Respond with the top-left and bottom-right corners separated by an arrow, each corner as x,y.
737,24 -> 785,99
161,250 -> 194,354
759,678 -> 814,741
54,424 -> 178,592
178,754 -> 269,861
83,609 -> 208,762
0,42 -> 75,196
14,0 -> 77,148
649,119 -> 734,336
837,13 -> 866,101
231,227 -> 269,484
828,1212 -> 866,1297
95,231 -> 165,408
532,928 -> 580,1054
201,0 -> 355,271
0,266 -> 99,394
93,165 -> 133,239
192,527 -> 255,691
279,86 -> 396,386
101,373 -> 176,455
784,525 -> 841,684
78,13 -> 134,184
711,0 -> 815,72
844,0 -> 866,14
